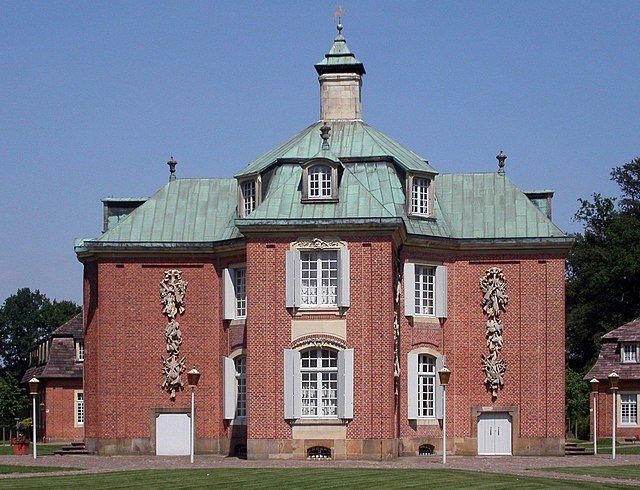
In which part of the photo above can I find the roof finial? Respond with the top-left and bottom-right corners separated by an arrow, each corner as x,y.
320,122 -> 331,150
167,155 -> 178,181
334,5 -> 345,33
496,150 -> 507,175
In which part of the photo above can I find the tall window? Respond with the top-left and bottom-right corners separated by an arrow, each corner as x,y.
623,344 -> 638,363
301,349 -> 338,417
621,394 -> 638,424
308,165 -> 332,199
235,356 -> 247,418
300,251 -> 338,306
411,177 -> 429,215
75,391 -> 85,426
404,263 -> 447,318
414,265 -> 435,316
417,355 -> 436,418
234,268 -> 247,318
242,180 -> 256,217
223,266 -> 247,320
75,341 -> 84,362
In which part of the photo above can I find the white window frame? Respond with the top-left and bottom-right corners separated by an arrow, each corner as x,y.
284,347 -> 353,420
407,174 -> 435,218
301,159 -> 339,203
622,343 -> 639,363
238,177 -> 261,218
75,340 -> 84,362
74,390 -> 85,427
285,241 -> 349,310
223,352 -> 247,422
620,393 -> 638,425
223,265 -> 247,320
407,351 -> 444,420
404,262 -> 447,318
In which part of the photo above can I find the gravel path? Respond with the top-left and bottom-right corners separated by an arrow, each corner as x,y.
1,453 -> 640,486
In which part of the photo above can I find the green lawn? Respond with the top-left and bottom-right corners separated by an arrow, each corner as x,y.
542,464 -> 640,481
0,468 -> 629,489
0,444 -> 64,456
576,438 -> 640,455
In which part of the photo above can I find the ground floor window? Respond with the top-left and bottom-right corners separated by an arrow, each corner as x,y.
283,347 -> 353,420
75,391 -> 84,426
621,394 -> 638,425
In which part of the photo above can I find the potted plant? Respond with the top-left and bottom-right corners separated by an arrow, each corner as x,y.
10,418 -> 32,455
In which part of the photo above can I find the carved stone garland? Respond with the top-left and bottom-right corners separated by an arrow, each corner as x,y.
480,267 -> 509,398
160,269 -> 188,399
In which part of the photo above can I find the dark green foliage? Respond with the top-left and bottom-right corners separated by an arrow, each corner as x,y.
0,288 -> 80,378
566,157 -> 640,371
0,373 -> 28,423
565,368 -> 590,439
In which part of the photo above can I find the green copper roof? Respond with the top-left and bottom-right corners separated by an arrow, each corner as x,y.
433,173 -> 567,239
77,179 -> 241,249
235,120 -> 436,178
315,27 -> 365,75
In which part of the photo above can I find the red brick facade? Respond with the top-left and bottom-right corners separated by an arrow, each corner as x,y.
80,235 -> 567,457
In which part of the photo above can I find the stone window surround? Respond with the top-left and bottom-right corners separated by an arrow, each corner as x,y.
301,159 -> 339,203
237,176 -> 262,218
406,173 -> 436,219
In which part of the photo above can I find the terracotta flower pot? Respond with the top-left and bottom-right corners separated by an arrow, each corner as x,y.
11,442 -> 29,455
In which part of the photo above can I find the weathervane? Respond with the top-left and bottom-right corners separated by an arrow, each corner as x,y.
334,5 -> 346,31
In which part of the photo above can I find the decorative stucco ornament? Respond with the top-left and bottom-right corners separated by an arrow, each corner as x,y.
480,267 -> 509,398
160,270 -> 188,399
291,238 -> 346,250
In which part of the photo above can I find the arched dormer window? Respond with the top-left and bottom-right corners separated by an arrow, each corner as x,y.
302,159 -> 339,203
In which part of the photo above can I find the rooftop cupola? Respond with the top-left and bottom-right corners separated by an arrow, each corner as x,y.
315,23 -> 366,121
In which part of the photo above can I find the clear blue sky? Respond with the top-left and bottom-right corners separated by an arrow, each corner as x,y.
2,1 -> 639,305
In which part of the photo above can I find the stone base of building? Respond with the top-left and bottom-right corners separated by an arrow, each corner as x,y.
84,435 -> 563,457
247,438 -> 398,460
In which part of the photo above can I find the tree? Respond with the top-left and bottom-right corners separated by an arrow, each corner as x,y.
566,157 -> 640,372
0,288 -> 80,378
0,373 -> 29,423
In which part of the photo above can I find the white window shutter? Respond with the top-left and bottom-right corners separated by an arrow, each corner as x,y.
435,355 -> 445,420
407,353 -> 418,419
283,349 -> 301,419
404,262 -> 415,317
435,265 -> 448,318
285,250 -> 300,308
338,249 -> 350,307
223,268 -> 236,320
223,357 -> 236,420
337,349 -> 354,419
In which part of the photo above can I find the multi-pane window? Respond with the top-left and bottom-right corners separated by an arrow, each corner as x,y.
621,394 -> 638,424
300,251 -> 338,306
301,349 -> 338,417
235,356 -> 247,418
76,341 -> 84,362
308,165 -> 332,199
411,177 -> 429,215
234,268 -> 247,318
242,180 -> 256,217
623,344 -> 638,363
415,265 -> 435,316
75,391 -> 85,426
417,355 -> 436,418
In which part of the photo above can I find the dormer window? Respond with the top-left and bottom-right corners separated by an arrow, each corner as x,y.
407,174 -> 434,218
302,160 -> 339,203
76,340 -> 84,362
622,343 -> 639,363
238,177 -> 261,217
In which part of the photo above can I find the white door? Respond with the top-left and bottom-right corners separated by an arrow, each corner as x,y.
156,413 -> 190,455
477,412 -> 512,455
